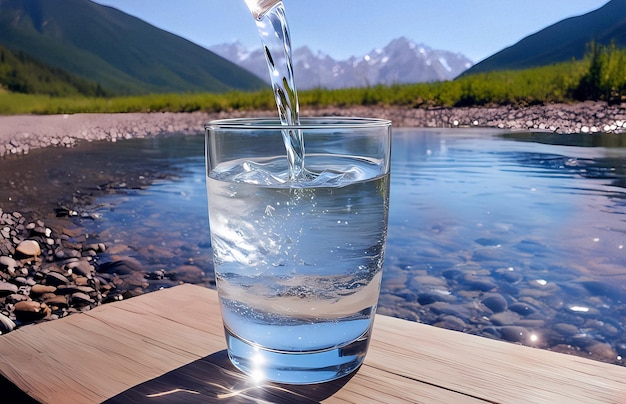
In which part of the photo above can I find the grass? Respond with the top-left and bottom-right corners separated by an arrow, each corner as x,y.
1,44 -> 624,116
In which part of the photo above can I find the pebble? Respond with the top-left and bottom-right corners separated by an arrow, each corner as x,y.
0,256 -> 17,270
66,261 -> 95,277
509,301 -> 538,316
0,210 -> 191,334
0,312 -> 16,333
0,281 -> 19,296
585,342 -> 618,363
46,272 -> 70,286
71,292 -> 94,305
499,326 -> 531,343
43,295 -> 69,308
98,258 -> 143,275
30,284 -> 57,295
16,240 -> 41,257
481,293 -> 508,313
14,301 -> 51,322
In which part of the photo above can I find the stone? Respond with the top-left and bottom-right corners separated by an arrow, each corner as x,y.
16,240 -> 41,257
71,292 -> 94,305
8,293 -> 28,303
98,258 -> 144,275
417,291 -> 454,305
481,293 -> 508,313
433,315 -> 467,332
14,301 -> 51,322
66,260 -> 95,277
56,285 -> 95,295
509,301 -> 538,316
463,276 -> 497,292
43,295 -> 69,308
46,272 -> 70,286
169,265 -> 205,283
0,281 -> 18,297
0,256 -> 16,270
499,326 -> 531,343
0,239 -> 14,256
586,342 -> 618,363
0,258 -> 17,277
0,312 -> 16,334
30,284 -> 57,295
489,311 -> 521,326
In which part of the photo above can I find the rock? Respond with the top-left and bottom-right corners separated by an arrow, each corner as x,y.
46,272 -> 70,286
499,326 -> 531,343
463,276 -> 497,292
0,239 -> 14,256
56,285 -> 95,295
509,301 -> 538,316
586,342 -> 619,363
0,256 -> 17,270
13,276 -> 28,285
98,258 -> 144,275
417,291 -> 454,305
553,323 -> 579,337
71,292 -> 94,305
168,265 -> 205,283
16,240 -> 41,257
66,260 -> 95,277
433,315 -> 467,332
489,311 -> 521,326
14,301 -> 51,322
0,312 -> 16,334
30,284 -> 57,295
8,293 -> 28,303
581,280 -> 625,300
0,281 -> 18,297
43,295 -> 69,308
74,276 -> 90,286
481,293 -> 508,313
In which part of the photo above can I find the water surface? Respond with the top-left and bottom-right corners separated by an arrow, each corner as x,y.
80,128 -> 626,364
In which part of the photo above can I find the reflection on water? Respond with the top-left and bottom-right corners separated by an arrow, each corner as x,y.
82,128 -> 626,364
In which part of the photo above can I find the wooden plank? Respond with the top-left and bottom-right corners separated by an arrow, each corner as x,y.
0,284 -> 624,403
368,315 -> 626,403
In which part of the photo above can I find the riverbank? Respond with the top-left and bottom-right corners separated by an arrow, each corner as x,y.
1,102 -> 626,157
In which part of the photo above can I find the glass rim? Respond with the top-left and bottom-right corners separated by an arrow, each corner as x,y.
206,116 -> 391,130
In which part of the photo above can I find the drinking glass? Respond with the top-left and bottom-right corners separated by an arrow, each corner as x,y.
205,117 -> 391,384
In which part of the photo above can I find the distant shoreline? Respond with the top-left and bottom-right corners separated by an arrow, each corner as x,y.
1,101 -> 625,157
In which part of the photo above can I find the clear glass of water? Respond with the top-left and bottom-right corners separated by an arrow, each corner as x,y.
205,117 -> 391,384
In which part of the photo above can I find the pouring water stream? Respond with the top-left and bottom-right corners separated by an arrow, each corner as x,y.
244,0 -> 306,180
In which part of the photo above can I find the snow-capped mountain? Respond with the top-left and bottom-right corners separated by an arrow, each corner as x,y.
209,37 -> 473,90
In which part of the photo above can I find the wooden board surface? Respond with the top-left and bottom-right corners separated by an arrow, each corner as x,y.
0,284 -> 624,403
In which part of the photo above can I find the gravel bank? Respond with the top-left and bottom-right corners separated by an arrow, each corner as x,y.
1,102 -> 626,157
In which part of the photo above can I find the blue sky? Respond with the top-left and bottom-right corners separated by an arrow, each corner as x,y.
93,0 -> 609,62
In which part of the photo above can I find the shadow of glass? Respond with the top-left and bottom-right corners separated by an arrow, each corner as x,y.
104,350 -> 356,403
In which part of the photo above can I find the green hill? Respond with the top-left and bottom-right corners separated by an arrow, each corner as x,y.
0,45 -> 107,97
0,0 -> 266,95
463,0 -> 626,75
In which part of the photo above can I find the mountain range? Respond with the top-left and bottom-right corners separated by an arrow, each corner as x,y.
0,0 -> 624,97
0,0 -> 265,95
210,37 -> 473,90
464,0 -> 626,75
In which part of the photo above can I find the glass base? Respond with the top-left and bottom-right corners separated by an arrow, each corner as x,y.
224,325 -> 372,385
